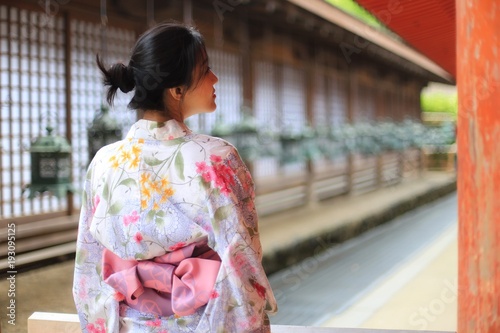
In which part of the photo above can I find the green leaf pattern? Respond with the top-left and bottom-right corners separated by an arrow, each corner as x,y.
73,119 -> 277,333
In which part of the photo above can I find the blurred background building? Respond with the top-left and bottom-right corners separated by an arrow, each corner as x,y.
0,0 -> 456,269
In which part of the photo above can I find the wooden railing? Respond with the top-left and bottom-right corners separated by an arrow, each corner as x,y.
0,215 -> 78,272
1,149 -> 424,272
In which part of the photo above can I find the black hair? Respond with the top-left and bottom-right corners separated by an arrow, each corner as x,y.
97,21 -> 209,114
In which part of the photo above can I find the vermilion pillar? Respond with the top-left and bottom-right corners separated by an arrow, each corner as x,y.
457,1 -> 500,332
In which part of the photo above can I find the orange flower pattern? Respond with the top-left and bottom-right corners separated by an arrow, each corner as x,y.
74,119 -> 277,333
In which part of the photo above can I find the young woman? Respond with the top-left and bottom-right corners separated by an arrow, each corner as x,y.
73,21 -> 277,332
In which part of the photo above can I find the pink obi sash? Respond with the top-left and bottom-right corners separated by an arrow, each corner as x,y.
102,239 -> 221,317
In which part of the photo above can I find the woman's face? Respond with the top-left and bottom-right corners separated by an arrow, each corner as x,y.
181,61 -> 219,119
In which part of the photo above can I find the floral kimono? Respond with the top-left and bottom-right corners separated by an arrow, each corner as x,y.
73,119 -> 277,332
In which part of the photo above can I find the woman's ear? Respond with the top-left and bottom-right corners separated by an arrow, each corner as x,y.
168,86 -> 185,101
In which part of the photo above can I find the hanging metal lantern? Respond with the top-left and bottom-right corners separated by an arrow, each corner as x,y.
279,131 -> 303,165
232,112 -> 259,163
316,126 -> 331,157
257,128 -> 280,158
26,126 -> 73,199
301,126 -> 322,161
341,123 -> 357,154
87,105 -> 123,162
328,125 -> 349,159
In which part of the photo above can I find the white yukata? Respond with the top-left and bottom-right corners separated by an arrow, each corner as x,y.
73,119 -> 277,332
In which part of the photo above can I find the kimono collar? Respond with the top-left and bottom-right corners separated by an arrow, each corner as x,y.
126,119 -> 192,141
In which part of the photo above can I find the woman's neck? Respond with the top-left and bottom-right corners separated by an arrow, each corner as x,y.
142,110 -> 174,122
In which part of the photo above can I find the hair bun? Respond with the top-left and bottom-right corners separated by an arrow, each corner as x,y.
110,63 -> 135,93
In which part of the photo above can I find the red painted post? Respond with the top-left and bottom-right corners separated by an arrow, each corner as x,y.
457,1 -> 500,332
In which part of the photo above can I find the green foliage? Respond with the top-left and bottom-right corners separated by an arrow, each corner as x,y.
325,0 -> 385,28
420,92 -> 458,114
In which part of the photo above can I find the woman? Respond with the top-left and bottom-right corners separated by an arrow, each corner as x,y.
73,21 -> 277,332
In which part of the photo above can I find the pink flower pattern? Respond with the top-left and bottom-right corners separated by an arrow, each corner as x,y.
168,241 -> 186,251
77,276 -> 88,299
123,210 -> 139,226
252,280 -> 267,299
145,319 -> 161,327
195,154 -> 236,195
210,290 -> 219,299
133,232 -> 143,243
73,119 -> 277,333
92,195 -> 100,214
86,318 -> 106,333
230,249 -> 258,278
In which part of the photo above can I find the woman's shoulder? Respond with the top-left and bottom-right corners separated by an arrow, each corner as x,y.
189,132 -> 232,145
188,133 -> 239,159
89,140 -> 124,166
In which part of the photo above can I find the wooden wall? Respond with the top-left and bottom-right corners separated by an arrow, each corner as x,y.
0,0 -> 427,221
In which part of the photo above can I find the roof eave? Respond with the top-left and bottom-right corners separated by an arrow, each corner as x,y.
287,0 -> 454,84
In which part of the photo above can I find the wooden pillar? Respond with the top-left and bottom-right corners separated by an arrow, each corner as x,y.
416,82 -> 426,178
240,18 -> 253,110
305,47 -> 317,207
239,16 -> 255,176
346,68 -> 356,194
63,11 -> 73,215
457,1 -> 500,332
183,0 -> 192,24
374,81 -> 384,187
375,151 -> 383,187
396,78 -> 405,182
396,150 -> 404,183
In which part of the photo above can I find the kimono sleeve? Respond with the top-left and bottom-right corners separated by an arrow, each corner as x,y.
72,168 -> 120,333
200,149 -> 278,332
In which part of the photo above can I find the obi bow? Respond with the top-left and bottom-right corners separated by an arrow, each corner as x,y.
102,239 -> 221,317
